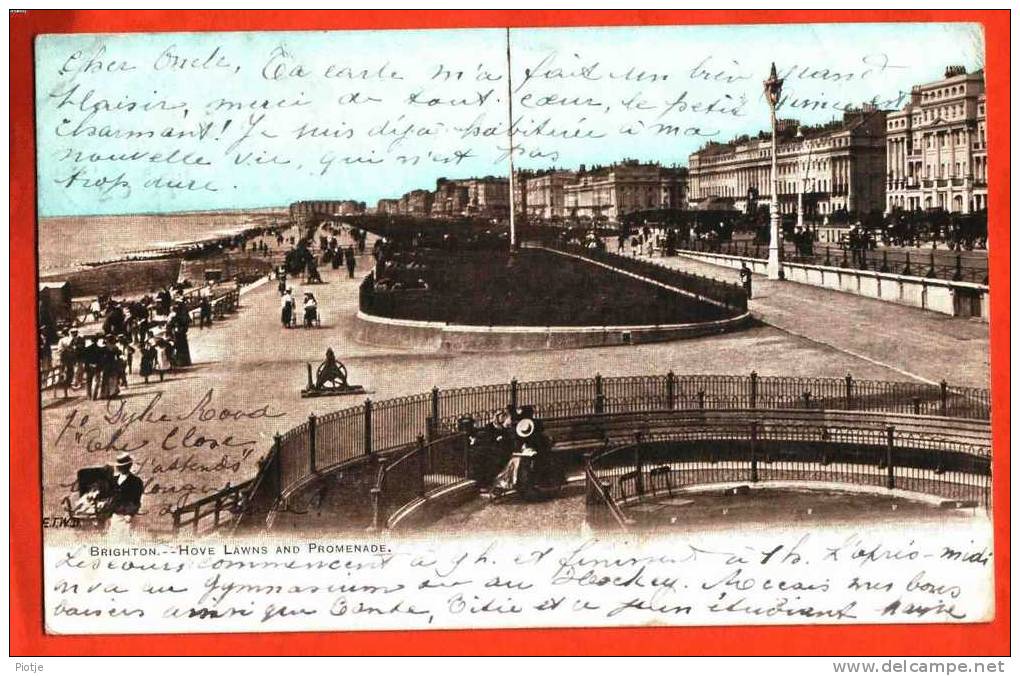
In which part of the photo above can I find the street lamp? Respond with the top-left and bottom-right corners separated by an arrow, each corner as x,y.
764,62 -> 784,280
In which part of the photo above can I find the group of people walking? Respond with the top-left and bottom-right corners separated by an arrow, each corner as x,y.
320,235 -> 360,279
50,290 -> 197,399
279,285 -> 319,329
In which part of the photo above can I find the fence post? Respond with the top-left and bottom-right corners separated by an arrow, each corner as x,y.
802,391 -> 812,409
886,426 -> 895,489
364,399 -> 373,455
697,389 -> 705,411
750,421 -> 759,483
594,373 -> 605,414
427,386 -> 440,443
634,432 -> 644,496
308,413 -> 317,473
306,363 -> 314,392
939,380 -> 948,416
912,397 -> 921,415
461,433 -> 470,479
370,486 -> 382,531
417,435 -> 427,496
369,455 -> 387,531
749,370 -> 758,409
666,371 -> 676,410
510,378 -> 519,412
272,433 -> 283,500
844,372 -> 854,410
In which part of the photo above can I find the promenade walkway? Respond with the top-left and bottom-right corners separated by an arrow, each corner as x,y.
41,230 -> 991,535
640,250 -> 990,389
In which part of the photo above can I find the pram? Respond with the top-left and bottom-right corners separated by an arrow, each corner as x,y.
303,303 -> 320,328
61,466 -> 115,530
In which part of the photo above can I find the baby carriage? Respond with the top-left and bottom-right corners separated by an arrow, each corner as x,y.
303,296 -> 321,328
61,465 -> 115,530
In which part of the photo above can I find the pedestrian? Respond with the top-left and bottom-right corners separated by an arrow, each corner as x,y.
740,263 -> 753,300
139,332 -> 156,384
97,337 -> 120,400
88,296 -> 103,322
105,453 -> 143,538
81,337 -> 101,400
281,288 -> 295,328
154,335 -> 171,382
345,246 -> 356,279
303,292 -> 318,328
57,328 -> 77,388
156,287 -> 171,317
118,334 -> 135,377
199,295 -> 212,328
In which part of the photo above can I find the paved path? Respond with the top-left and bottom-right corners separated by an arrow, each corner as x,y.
629,250 -> 990,388
41,230 -> 990,536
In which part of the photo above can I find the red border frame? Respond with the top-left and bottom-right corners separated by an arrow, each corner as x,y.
10,10 -> 1010,656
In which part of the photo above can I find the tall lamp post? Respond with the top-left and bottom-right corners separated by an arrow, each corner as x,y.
764,63 -> 784,280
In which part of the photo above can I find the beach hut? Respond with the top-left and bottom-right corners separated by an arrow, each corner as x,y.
39,281 -> 72,325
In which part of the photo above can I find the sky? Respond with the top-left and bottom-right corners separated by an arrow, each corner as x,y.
35,23 -> 983,216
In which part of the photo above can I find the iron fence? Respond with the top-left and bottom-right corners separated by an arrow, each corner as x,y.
544,241 -> 748,313
178,371 -> 991,534
372,432 -> 469,529
587,419 -> 992,531
677,238 -> 988,285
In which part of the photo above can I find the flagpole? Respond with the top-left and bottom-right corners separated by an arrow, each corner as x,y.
506,27 -> 516,252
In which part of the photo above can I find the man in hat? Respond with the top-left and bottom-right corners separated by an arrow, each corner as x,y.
106,452 -> 143,536
56,328 -> 78,388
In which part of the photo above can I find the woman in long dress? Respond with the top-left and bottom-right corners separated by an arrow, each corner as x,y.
303,292 -> 318,328
98,339 -> 121,399
281,290 -> 294,328
168,306 -> 192,366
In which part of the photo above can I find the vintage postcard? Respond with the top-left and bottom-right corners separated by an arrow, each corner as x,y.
16,10 -> 1006,651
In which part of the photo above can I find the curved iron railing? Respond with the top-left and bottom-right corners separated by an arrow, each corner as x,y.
586,419 -> 991,532
172,371 -> 991,534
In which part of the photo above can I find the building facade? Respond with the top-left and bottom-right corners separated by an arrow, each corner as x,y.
463,177 -> 509,219
401,189 -> 434,217
885,66 -> 987,214
337,200 -> 366,216
562,162 -> 686,222
431,178 -> 471,218
376,198 -> 400,215
524,170 -> 577,221
687,106 -> 888,219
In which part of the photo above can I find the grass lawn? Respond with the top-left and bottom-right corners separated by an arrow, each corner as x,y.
370,249 -> 736,326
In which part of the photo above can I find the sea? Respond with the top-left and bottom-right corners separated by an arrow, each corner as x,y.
38,209 -> 287,276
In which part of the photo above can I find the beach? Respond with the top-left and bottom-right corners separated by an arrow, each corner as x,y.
38,208 -> 288,276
